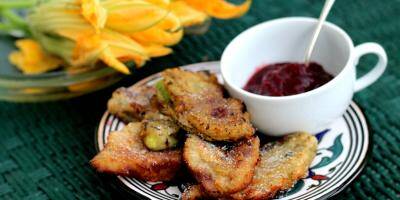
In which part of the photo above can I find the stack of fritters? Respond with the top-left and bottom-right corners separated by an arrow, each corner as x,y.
92,83 -> 183,181
91,68 -> 318,200
182,133 -> 318,200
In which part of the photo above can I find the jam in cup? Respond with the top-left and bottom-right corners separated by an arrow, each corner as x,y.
244,62 -> 333,97
221,17 -> 387,136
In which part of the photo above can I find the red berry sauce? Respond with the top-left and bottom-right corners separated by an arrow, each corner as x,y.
243,62 -> 333,96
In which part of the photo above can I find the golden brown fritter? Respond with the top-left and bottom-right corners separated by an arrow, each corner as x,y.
91,122 -> 182,181
107,85 -> 157,122
161,68 -> 255,141
183,135 -> 260,197
227,132 -> 318,200
175,98 -> 254,141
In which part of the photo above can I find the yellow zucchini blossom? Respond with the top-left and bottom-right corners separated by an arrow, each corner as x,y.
9,39 -> 63,74
185,0 -> 252,19
10,0 -> 252,74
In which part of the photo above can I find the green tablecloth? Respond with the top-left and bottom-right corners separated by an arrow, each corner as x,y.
0,0 -> 399,199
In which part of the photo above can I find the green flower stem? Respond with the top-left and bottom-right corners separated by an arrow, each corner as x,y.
0,9 -> 30,36
0,22 -> 16,31
1,9 -> 28,28
0,0 -> 38,9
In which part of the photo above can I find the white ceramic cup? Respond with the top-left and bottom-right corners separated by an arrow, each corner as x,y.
221,17 -> 387,136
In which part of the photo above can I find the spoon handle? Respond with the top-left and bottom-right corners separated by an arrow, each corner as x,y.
305,0 -> 335,65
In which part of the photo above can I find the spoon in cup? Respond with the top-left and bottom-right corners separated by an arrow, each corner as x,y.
304,0 -> 335,66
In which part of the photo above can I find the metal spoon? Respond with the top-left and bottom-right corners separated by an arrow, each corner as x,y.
304,0 -> 335,66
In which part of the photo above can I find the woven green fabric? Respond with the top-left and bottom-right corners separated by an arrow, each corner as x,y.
0,0 -> 399,199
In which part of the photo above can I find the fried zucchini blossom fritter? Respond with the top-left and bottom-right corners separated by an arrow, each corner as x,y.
91,122 -> 182,181
159,68 -> 255,141
184,135 -> 260,197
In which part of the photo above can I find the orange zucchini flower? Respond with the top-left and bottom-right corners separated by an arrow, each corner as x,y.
9,0 -> 252,74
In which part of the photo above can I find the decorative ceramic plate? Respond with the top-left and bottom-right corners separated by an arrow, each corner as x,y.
95,61 -> 371,200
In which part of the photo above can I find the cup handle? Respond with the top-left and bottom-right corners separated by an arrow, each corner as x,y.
353,43 -> 387,92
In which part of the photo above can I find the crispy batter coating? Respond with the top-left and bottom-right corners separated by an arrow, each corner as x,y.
162,68 -> 255,141
91,122 -> 182,181
107,85 -> 157,122
183,135 -> 260,197
163,68 -> 224,99
227,132 -> 318,200
182,185 -> 209,200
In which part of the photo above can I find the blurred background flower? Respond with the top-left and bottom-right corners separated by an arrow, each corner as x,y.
2,0 -> 251,74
